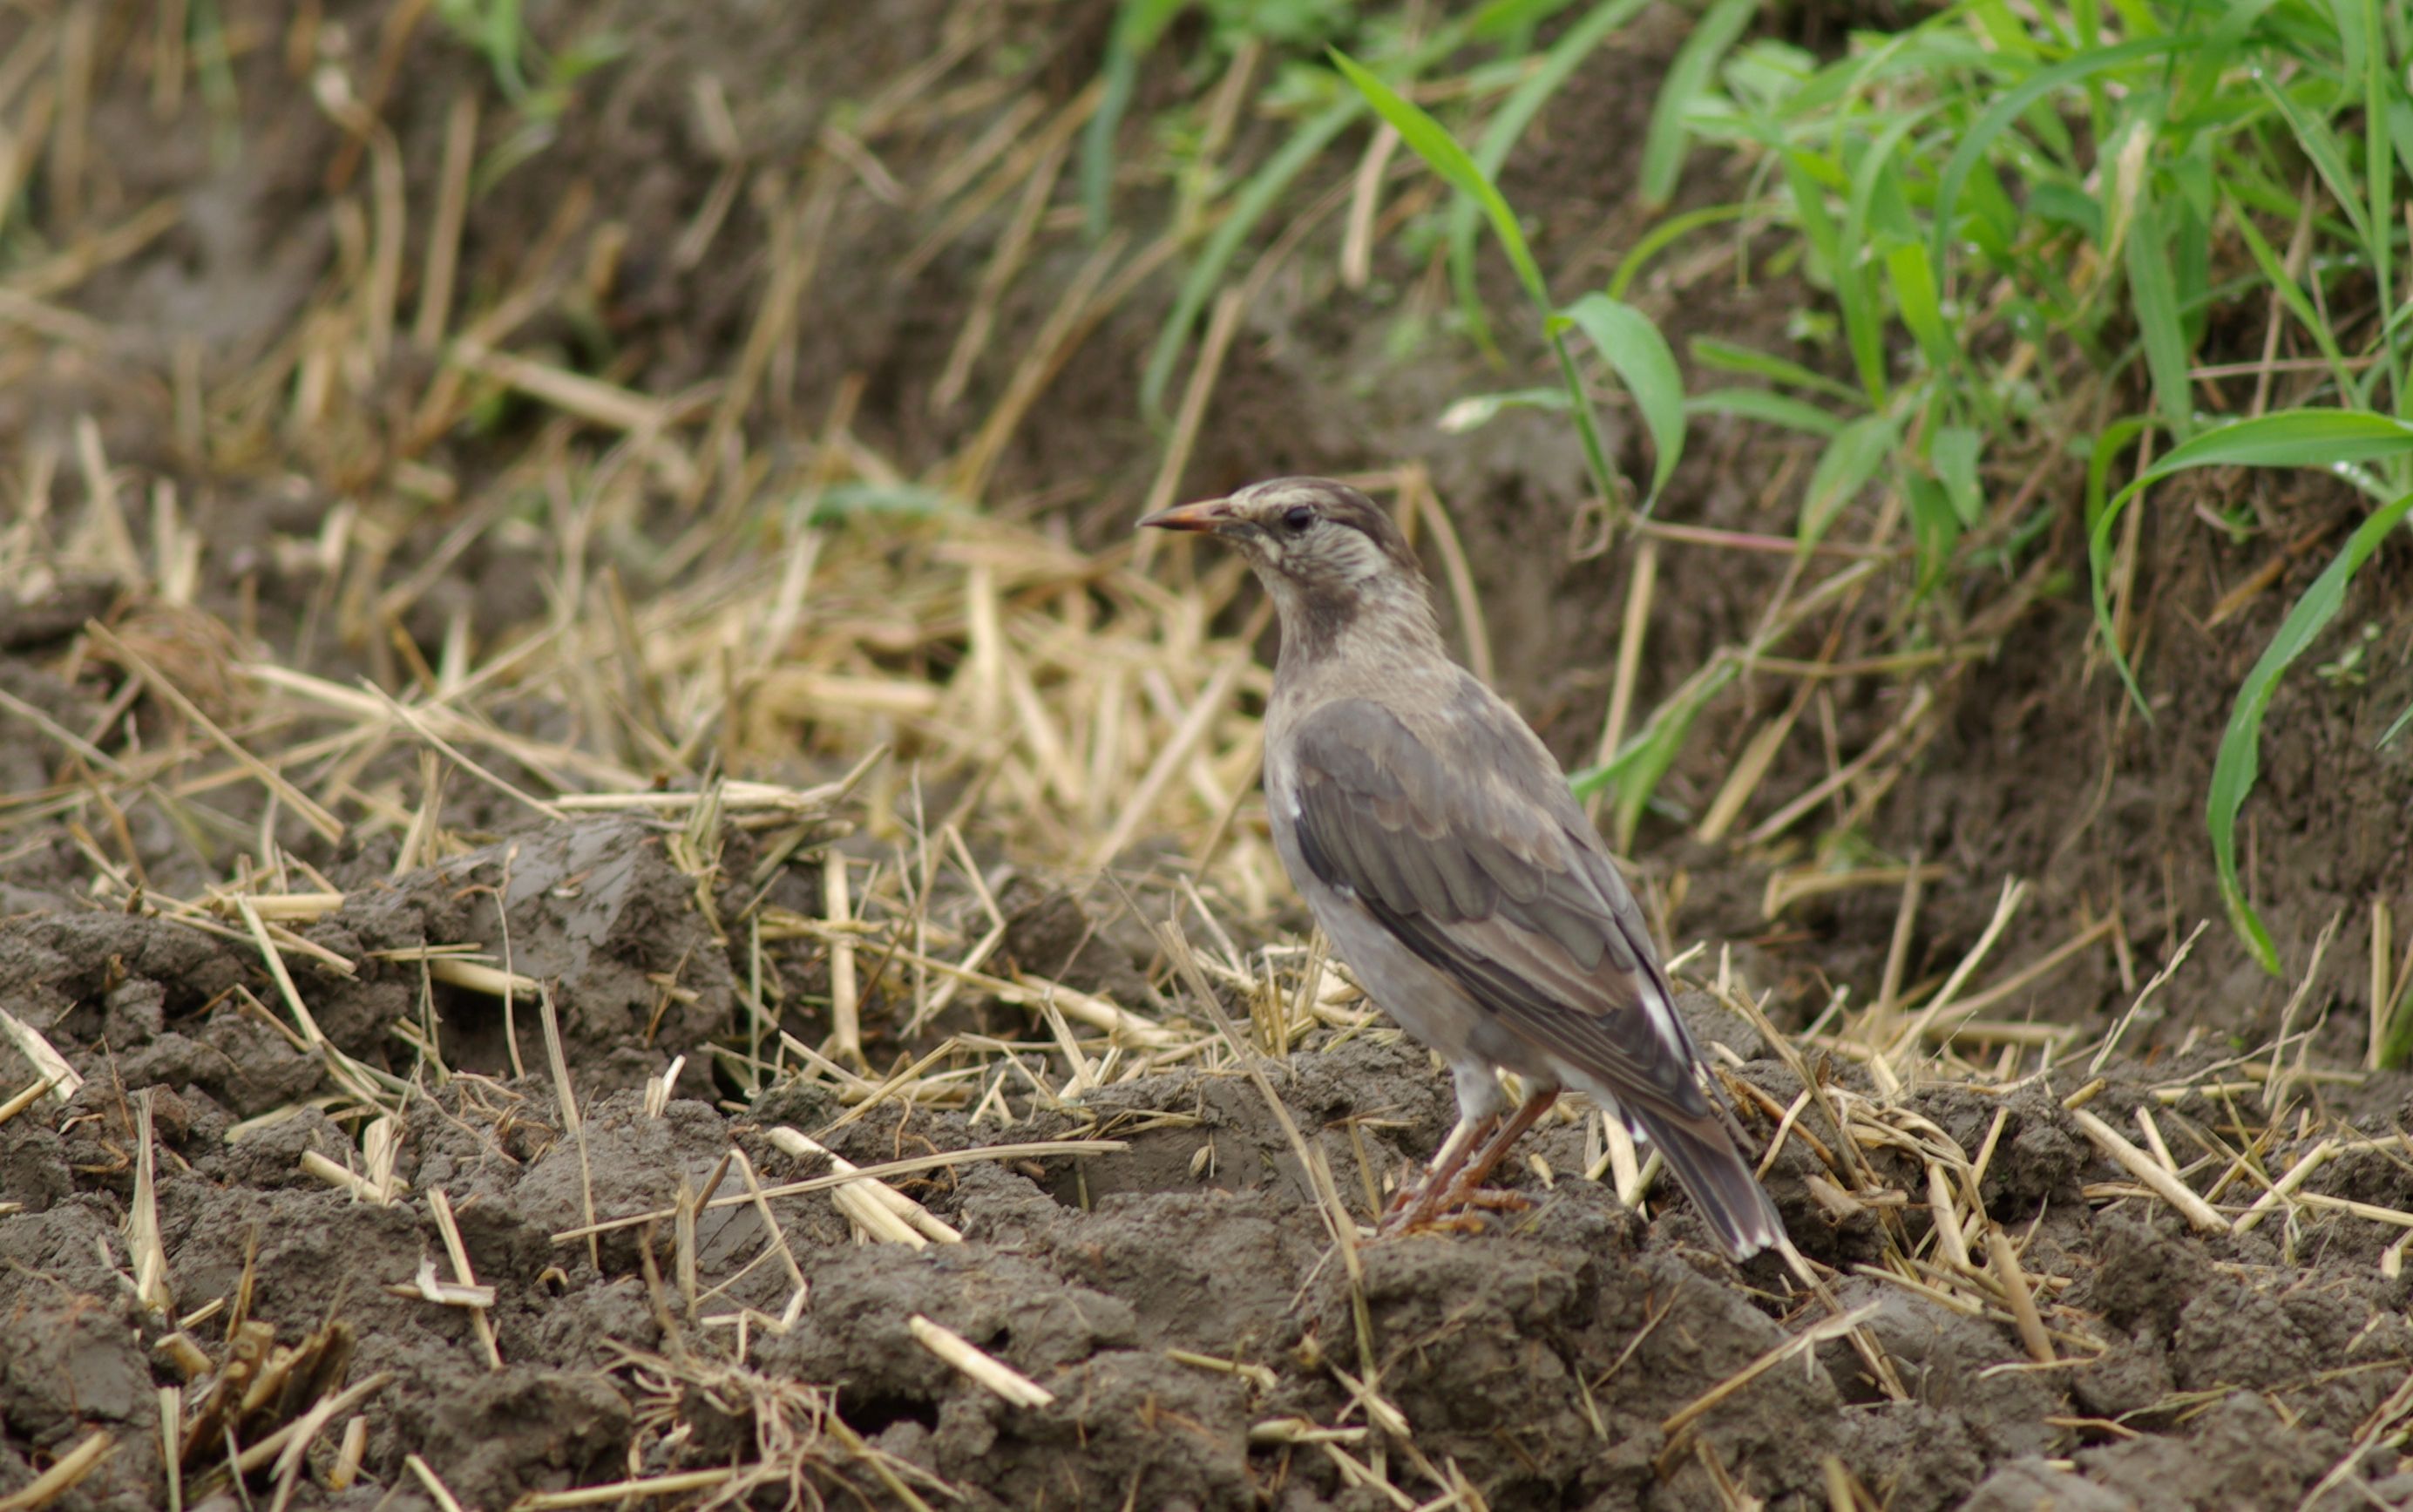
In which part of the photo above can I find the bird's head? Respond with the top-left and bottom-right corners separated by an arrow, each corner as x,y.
1139,477 -> 1434,654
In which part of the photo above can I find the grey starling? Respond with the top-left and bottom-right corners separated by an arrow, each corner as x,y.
1142,477 -> 1782,1258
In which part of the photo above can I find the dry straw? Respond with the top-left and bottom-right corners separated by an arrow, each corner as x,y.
3,7 -> 2406,1502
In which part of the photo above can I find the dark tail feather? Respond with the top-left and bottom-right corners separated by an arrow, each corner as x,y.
1631,1109 -> 1785,1260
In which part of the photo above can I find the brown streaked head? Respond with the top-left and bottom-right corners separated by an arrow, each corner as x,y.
1140,477 -> 1421,577
1140,477 -> 1433,654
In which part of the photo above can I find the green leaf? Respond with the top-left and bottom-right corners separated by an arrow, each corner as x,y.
1556,294 -> 1687,506
1081,0 -> 1190,235
1466,0 -> 1589,38
2210,489 -> 2413,973
2256,71 -> 2371,248
2225,194 -> 2355,393
2170,0 -> 2283,118
1638,0 -> 1758,208
2377,972 -> 2413,1071
1790,146 -> 1886,405
1329,48 -> 1549,313
1608,203 -> 1752,303
1928,38 -> 2175,284
1839,111 -> 1929,400
2378,700 -> 2412,750
1447,0 -> 1650,351
1932,425 -> 1984,526
1691,338 -> 1863,403
1798,413 -> 1899,550
2124,192 -> 2195,437
811,481 -> 966,523
1142,98 -> 1359,420
1883,241 -> 1955,373
2130,410 -> 2413,473
2090,411 -> 2413,712
1141,5 -> 1538,419
1905,475 -> 1961,586
1329,47 -> 1637,507
1570,661 -> 1739,847
2361,0 -> 2400,422
1685,387 -> 1843,437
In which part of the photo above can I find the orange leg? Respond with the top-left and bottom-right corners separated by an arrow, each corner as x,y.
1379,1110 -> 1499,1231
1381,1088 -> 1560,1235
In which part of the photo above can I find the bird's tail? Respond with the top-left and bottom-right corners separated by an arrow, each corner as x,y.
1630,1108 -> 1785,1260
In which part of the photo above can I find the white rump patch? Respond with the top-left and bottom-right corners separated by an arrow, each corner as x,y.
1641,980 -> 1691,1065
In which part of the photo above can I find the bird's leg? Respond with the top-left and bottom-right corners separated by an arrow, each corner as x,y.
1420,1087 -> 1561,1219
1382,1089 -> 1562,1235
1379,1111 -> 1497,1231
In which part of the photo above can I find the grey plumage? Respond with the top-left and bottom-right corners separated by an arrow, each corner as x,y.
1142,476 -> 1782,1259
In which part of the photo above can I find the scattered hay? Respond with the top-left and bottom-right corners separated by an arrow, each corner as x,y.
3,3 -> 2409,1509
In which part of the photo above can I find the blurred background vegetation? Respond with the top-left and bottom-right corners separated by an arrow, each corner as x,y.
3,0 -> 2409,1062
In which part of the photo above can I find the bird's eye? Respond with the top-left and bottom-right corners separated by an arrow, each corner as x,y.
1280,505 -> 1317,533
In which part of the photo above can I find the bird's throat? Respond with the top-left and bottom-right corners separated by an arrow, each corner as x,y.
1263,571 -> 1443,675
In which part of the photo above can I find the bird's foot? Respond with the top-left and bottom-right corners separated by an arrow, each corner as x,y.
1376,1182 -> 1534,1237
1376,1089 -> 1562,1237
1379,1190 -> 1525,1234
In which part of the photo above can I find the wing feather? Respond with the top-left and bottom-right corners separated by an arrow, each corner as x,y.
1288,690 -> 1709,1127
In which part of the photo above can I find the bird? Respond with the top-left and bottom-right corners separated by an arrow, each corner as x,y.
1140,477 -> 1783,1259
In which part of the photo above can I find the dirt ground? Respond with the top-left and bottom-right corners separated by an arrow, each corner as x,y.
5,1 -> 2413,1509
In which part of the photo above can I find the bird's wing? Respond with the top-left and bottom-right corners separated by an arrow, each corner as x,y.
1286,691 -> 1714,1127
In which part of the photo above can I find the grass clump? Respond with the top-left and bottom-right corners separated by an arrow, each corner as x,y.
1655,0 -> 2413,972
1111,0 -> 2412,973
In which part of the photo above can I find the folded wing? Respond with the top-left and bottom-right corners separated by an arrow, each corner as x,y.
1288,690 -> 1781,1256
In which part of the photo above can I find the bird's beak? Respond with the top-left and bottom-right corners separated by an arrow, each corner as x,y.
1137,498 -> 1236,535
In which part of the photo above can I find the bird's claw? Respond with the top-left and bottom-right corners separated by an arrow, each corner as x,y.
1375,1183 -> 1535,1237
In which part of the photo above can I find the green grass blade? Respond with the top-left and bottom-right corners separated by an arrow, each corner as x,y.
1082,51 -> 1143,238
1331,48 -> 1549,312
1556,294 -> 1687,506
1549,329 -> 1625,512
2209,488 -> 2413,973
1467,0 -> 1590,38
1685,388 -> 1843,437
1883,241 -> 1955,373
2171,0 -> 2284,118
1839,112 -> 1928,398
2123,190 -> 2195,437
2225,194 -> 2356,394
1081,0 -> 1190,236
2124,410 -> 2413,473
2379,700 -> 2413,750
1928,37 -> 2174,284
1448,0 -> 1650,351
1608,203 -> 1752,302
2379,968 -> 2413,1071
1570,661 -> 1741,847
1691,338 -> 1864,403
1141,6 -> 1537,420
1799,413 -> 1899,551
2090,410 -> 2413,713
1639,0 -> 1759,208
1609,695 -> 1701,850
1905,474 -> 1961,586
1140,98 -> 1359,420
1331,45 -> 1627,509
811,481 -> 966,523
2254,72 -> 2373,248
1932,424 -> 1984,525
2360,0 -> 2399,417
1786,146 -> 1888,405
